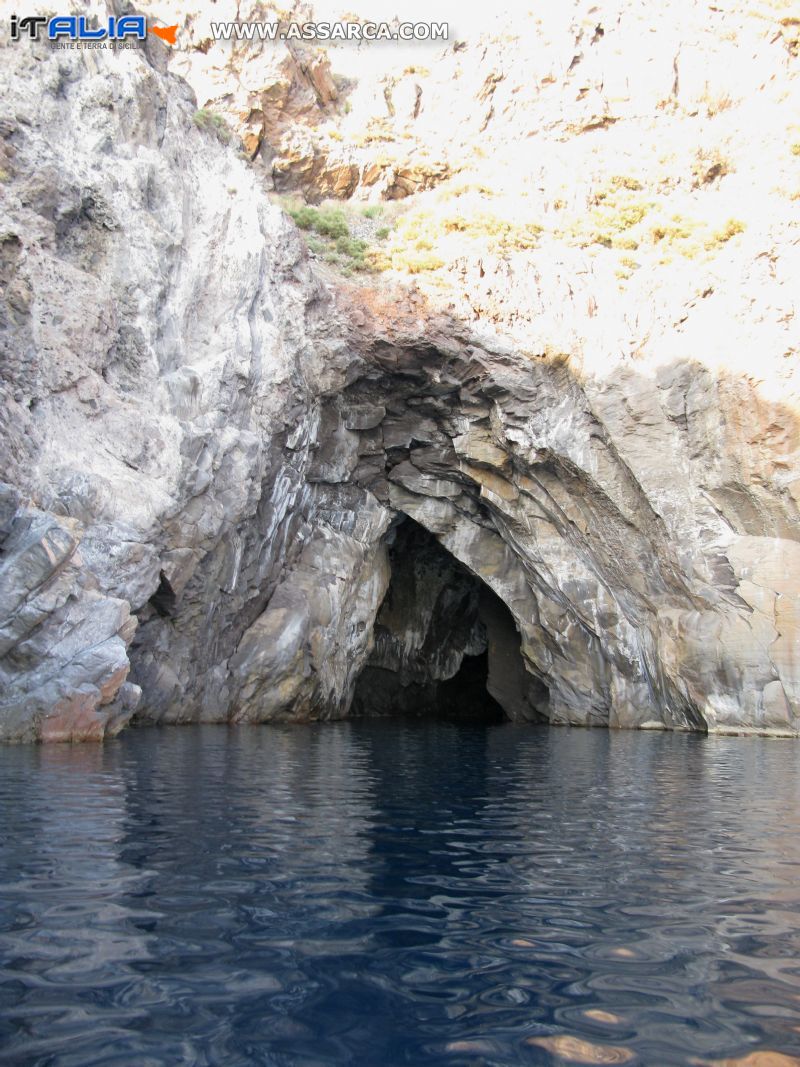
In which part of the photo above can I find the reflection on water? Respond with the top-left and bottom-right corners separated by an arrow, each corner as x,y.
1,723 -> 800,1066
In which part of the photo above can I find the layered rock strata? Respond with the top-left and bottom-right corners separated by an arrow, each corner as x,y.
1,33 -> 799,740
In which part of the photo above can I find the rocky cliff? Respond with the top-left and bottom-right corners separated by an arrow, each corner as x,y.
1,2 -> 799,740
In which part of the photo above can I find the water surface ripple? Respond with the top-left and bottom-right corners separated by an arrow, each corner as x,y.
1,723 -> 800,1066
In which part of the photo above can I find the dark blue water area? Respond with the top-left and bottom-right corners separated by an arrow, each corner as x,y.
1,723 -> 800,1066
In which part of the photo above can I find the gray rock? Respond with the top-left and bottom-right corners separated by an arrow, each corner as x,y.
342,404 -> 386,431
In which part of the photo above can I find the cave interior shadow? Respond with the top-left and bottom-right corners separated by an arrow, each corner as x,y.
350,515 -> 549,724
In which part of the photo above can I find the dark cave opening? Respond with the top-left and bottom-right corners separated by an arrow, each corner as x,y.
149,570 -> 177,619
350,516 -> 548,723
436,648 -> 506,722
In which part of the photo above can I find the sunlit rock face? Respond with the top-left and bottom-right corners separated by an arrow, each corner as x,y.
1,8 -> 799,740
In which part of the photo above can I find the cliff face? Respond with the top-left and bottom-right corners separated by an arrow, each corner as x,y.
0,35 -> 376,739
1,5 -> 799,740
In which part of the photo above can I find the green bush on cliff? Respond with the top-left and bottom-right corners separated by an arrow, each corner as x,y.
335,235 -> 368,257
282,199 -> 374,273
285,204 -> 349,239
288,205 -> 318,230
192,109 -> 232,145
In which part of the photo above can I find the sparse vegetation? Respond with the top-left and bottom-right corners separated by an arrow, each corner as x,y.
569,181 -> 653,249
389,204 -> 542,254
352,118 -> 397,147
698,87 -> 735,116
706,218 -> 746,247
609,175 -> 643,191
192,108 -> 233,145
282,200 -> 373,272
692,146 -> 731,186
385,249 -> 445,274
278,111 -> 752,283
647,213 -> 745,258
286,204 -> 349,239
335,235 -> 368,258
343,177 -> 548,277
560,170 -> 748,262
651,216 -> 694,243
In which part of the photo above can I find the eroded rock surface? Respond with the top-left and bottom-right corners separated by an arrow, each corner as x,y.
1,9 -> 799,740
0,36 -> 375,737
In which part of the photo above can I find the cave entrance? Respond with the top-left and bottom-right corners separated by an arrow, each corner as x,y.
351,516 -> 548,723
436,649 -> 505,722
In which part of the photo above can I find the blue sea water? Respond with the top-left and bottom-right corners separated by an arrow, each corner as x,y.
1,722 -> 800,1066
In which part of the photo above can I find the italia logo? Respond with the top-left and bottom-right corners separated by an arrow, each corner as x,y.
9,14 -> 178,45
